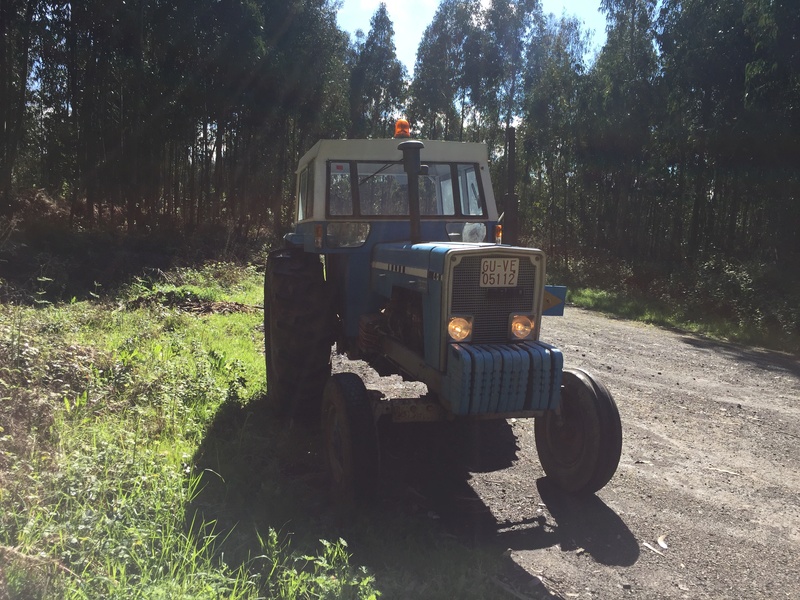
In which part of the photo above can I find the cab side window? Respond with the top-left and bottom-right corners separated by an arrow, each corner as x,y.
297,163 -> 315,221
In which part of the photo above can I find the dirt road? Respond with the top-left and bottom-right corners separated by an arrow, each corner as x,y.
344,308 -> 800,599
481,308 -> 800,599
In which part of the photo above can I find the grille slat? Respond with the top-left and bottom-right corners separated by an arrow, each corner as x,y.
451,256 -> 537,344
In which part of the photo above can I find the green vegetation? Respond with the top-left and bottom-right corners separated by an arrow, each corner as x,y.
0,243 -> 511,599
2,0 -> 798,346
0,262 -> 381,599
552,256 -> 800,354
3,0 -> 796,590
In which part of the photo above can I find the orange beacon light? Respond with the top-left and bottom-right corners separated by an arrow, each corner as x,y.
394,119 -> 411,138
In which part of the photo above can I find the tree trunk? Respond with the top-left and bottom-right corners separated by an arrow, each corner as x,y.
0,0 -> 35,215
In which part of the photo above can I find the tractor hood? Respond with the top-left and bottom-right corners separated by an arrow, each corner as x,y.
371,241 -> 497,289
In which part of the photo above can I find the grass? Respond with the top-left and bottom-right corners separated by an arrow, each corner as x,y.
567,286 -> 800,353
0,262 -> 381,599
0,252 -> 511,600
543,250 -> 799,354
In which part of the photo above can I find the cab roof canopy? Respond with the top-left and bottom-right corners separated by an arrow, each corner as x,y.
296,138 -> 490,173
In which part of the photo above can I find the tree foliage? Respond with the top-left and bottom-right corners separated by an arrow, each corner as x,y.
2,0 -> 798,335
409,0 -> 480,141
7,0 -> 349,232
348,3 -> 407,139
1,0 -> 40,214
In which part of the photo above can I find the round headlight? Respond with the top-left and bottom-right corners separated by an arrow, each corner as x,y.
510,315 -> 534,339
448,317 -> 472,342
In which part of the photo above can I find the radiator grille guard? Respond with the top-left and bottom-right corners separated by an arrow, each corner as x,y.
439,249 -> 561,415
443,341 -> 563,415
450,256 -> 537,343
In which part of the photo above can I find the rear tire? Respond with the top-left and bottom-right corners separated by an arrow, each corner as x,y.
321,373 -> 380,506
264,247 -> 334,426
534,368 -> 622,495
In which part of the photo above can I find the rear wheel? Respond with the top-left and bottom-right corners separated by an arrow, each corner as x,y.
264,247 -> 334,425
321,373 -> 380,505
534,368 -> 622,495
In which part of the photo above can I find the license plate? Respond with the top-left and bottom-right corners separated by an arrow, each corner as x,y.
480,258 -> 519,287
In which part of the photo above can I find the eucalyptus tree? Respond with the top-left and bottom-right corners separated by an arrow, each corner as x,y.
521,15 -> 589,258
657,0 -> 755,261
742,0 -> 800,261
464,0 -> 541,203
252,0 -> 352,232
0,0 -> 42,214
66,0 -> 124,225
479,0 -> 540,134
584,0 -> 658,257
17,0 -> 70,194
348,3 -> 407,139
408,0 -> 480,140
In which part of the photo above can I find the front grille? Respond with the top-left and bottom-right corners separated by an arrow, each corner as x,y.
450,255 -> 537,343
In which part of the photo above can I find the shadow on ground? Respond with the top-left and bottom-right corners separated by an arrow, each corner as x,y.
680,335 -> 800,378
378,419 -> 639,564
187,396 -> 638,598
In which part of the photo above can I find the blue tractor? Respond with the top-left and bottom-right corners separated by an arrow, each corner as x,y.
264,123 -> 622,503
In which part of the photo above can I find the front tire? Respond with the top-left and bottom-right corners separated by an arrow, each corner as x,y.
321,373 -> 380,506
534,368 -> 622,495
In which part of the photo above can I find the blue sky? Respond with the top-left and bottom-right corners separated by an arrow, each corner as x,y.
335,0 -> 608,73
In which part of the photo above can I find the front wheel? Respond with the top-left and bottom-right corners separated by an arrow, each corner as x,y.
534,368 -> 622,495
321,373 -> 380,506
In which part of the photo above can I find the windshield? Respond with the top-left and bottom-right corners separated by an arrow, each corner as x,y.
327,161 -> 486,218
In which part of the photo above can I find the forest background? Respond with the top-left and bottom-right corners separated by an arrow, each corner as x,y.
1,0 -> 798,347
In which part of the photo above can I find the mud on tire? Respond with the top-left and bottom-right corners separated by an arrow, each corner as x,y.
264,247 -> 335,425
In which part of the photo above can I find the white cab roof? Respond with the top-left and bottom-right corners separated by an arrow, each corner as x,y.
297,138 -> 490,172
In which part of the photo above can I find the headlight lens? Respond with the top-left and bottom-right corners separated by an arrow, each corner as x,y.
510,315 -> 535,339
448,316 -> 473,342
